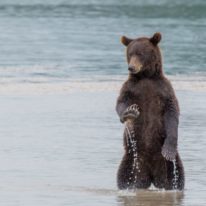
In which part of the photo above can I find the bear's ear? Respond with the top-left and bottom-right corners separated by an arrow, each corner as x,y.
150,32 -> 162,46
121,36 -> 133,46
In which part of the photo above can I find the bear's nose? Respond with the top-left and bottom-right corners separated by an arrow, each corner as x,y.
128,66 -> 135,72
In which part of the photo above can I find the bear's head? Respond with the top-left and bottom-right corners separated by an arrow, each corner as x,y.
121,32 -> 163,78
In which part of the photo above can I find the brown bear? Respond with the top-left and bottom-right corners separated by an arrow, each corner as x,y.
116,32 -> 184,190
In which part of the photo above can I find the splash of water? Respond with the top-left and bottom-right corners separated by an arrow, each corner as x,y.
125,120 -> 140,185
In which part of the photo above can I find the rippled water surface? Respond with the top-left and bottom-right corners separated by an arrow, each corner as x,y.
0,0 -> 206,205
0,0 -> 206,82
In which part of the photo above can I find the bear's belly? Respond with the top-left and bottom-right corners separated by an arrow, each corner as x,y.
124,119 -> 164,157
130,102 -> 165,154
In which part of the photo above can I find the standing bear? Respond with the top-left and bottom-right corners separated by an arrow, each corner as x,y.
116,32 -> 184,190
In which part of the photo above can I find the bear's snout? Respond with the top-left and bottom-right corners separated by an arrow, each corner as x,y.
128,65 -> 136,73
128,56 -> 143,74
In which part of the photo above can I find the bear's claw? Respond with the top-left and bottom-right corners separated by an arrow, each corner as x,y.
161,144 -> 176,161
120,104 -> 140,123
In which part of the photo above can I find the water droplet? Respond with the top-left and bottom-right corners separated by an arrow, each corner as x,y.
172,159 -> 179,189
125,120 -> 140,185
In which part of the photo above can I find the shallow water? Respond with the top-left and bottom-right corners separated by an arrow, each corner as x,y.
0,0 -> 206,205
0,90 -> 206,205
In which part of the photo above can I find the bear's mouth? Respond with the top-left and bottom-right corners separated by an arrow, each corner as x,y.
128,64 -> 142,74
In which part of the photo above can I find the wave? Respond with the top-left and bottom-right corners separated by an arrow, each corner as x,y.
0,74 -> 206,95
0,3 -> 205,19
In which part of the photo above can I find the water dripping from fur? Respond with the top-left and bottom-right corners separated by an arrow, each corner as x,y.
172,159 -> 179,189
125,120 -> 140,185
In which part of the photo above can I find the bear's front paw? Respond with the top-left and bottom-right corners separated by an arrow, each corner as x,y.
161,144 -> 177,161
120,104 -> 140,123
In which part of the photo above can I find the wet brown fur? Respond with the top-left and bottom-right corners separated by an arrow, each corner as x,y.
116,33 -> 184,190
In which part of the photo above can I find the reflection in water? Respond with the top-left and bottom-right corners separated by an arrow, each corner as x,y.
117,190 -> 184,206
63,185 -> 184,206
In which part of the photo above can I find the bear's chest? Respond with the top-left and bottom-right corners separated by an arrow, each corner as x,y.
130,80 -> 165,117
125,79 -> 167,149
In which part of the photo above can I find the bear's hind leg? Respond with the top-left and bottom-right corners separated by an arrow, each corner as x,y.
133,173 -> 152,189
152,154 -> 184,190
165,154 -> 185,190
117,154 -> 151,190
152,157 -> 168,189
